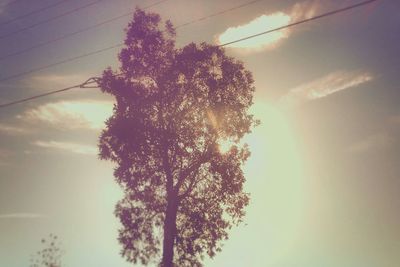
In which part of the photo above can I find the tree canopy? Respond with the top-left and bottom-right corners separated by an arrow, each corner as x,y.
99,8 -> 257,267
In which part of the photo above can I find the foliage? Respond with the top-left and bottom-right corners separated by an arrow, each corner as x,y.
30,234 -> 63,267
99,8 -> 257,267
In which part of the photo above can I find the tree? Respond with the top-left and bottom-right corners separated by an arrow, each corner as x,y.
99,8 -> 257,267
30,234 -> 63,267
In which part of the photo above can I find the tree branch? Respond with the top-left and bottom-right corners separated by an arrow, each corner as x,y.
178,167 -> 201,200
174,144 -> 210,194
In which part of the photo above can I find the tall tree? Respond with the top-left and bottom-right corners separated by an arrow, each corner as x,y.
99,8 -> 257,267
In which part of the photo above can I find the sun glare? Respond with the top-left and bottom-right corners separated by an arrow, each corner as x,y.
244,102 -> 306,218
217,12 -> 291,49
205,102 -> 308,266
218,138 -> 234,154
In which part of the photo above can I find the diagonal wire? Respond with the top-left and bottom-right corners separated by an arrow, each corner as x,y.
0,0 -> 380,109
0,0 -> 103,40
0,0 -> 378,83
0,0 -> 68,27
175,0 -> 266,29
0,77 -> 107,108
0,0 -> 170,79
219,0 -> 379,47
0,84 -> 82,108
0,77 -> 100,108
0,43 -> 124,83
0,0 -> 239,62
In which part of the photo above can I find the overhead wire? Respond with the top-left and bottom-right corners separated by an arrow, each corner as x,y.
0,77 -> 100,108
0,0 -> 247,62
0,0 -> 378,83
175,0 -> 265,29
0,84 -> 83,109
0,0 -> 68,27
0,0 -> 171,80
0,0 -> 103,40
0,0 -> 262,76
0,0 -> 169,62
0,0 -> 380,109
0,43 -> 124,83
219,0 -> 379,47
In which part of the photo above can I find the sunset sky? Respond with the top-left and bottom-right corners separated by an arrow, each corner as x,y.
0,0 -> 399,266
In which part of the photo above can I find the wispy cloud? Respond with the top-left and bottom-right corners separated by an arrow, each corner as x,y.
0,123 -> 32,135
290,0 -> 322,22
20,100 -> 113,130
217,0 -> 323,51
280,70 -> 373,108
0,213 -> 47,219
217,12 -> 291,50
33,140 -> 98,155
29,74 -> 89,89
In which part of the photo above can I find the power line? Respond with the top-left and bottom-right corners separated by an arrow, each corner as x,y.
0,0 -> 103,40
219,0 -> 379,47
0,0 -> 379,109
0,43 -> 124,83
0,0 -> 169,62
0,77 -> 99,108
175,0 -> 266,29
0,0 -> 67,27
0,0 -> 378,83
0,0 -> 247,62
0,0 -> 171,79
0,85 -> 81,109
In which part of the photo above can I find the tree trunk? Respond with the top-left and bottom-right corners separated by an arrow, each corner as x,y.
161,196 -> 178,267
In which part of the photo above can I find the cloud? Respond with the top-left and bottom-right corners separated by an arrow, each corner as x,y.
0,123 -> 31,135
217,0 -> 323,51
29,74 -> 89,89
347,133 -> 394,154
280,70 -> 373,108
0,213 -> 47,219
217,12 -> 291,50
290,0 -> 322,22
33,140 -> 98,155
20,100 -> 113,130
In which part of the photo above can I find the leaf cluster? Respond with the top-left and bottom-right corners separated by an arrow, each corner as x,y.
30,234 -> 63,267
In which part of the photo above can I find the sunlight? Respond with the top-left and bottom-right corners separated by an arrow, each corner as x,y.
217,12 -> 291,49
218,138 -> 234,154
206,101 -> 309,266
244,101 -> 306,227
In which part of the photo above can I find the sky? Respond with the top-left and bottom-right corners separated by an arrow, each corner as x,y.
0,0 -> 399,266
